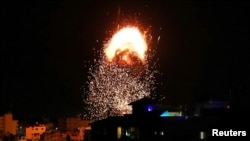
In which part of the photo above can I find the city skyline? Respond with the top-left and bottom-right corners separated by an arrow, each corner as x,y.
1,1 -> 249,120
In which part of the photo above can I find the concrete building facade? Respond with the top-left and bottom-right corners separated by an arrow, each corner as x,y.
0,113 -> 18,136
25,124 -> 46,140
58,115 -> 92,132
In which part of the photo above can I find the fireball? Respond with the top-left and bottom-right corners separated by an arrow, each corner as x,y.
104,27 -> 147,65
83,25 -> 158,120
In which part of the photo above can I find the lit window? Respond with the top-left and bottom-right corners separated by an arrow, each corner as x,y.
160,111 -> 169,117
117,127 -> 122,139
125,130 -> 130,137
200,131 -> 206,139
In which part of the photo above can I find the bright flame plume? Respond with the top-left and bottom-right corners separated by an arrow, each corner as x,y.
104,27 -> 147,65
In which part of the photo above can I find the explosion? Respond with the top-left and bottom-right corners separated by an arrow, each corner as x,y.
104,27 -> 147,65
83,26 -> 157,120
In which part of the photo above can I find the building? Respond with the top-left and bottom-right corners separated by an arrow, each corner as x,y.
58,115 -> 92,132
57,115 -> 92,141
90,97 -> 241,141
25,124 -> 46,140
0,113 -> 18,136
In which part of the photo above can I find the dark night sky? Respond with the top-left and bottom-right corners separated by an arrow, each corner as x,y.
1,1 -> 249,120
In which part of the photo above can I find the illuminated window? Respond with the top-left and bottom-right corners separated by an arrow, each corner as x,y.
117,127 -> 122,139
200,131 -> 206,139
125,130 -> 130,137
160,111 -> 169,117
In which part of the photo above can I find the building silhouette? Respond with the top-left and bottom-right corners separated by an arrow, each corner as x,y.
90,97 -> 248,141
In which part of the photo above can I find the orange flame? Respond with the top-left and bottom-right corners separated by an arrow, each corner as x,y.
104,27 -> 147,65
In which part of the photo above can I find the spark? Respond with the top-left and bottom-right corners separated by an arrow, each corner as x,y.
83,26 -> 158,120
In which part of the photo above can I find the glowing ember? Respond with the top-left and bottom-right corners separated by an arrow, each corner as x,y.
82,25 -> 158,121
104,27 -> 147,64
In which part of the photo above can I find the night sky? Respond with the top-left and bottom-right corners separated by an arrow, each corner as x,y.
1,1 -> 249,120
